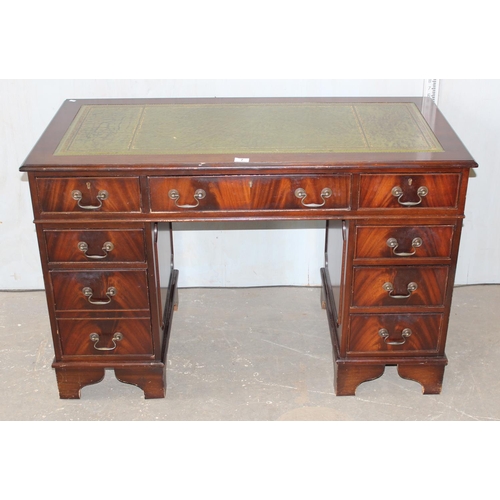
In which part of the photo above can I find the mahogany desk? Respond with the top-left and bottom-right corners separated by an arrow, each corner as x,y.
20,97 -> 477,398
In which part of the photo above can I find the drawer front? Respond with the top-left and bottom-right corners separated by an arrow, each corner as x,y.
45,229 -> 146,263
359,174 -> 460,209
36,177 -> 141,213
150,176 -> 252,211
355,225 -> 455,260
58,318 -> 153,356
352,266 -> 449,307
251,175 -> 350,210
348,314 -> 443,355
149,175 -> 350,212
51,270 -> 150,312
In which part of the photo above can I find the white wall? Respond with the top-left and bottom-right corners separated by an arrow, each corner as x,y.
2,79 -> 496,290
438,80 -> 500,284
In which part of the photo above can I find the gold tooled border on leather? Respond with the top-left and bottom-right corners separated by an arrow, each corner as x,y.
54,102 -> 444,156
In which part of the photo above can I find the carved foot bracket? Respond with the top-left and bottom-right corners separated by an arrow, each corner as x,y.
334,362 -> 386,396
397,362 -> 447,395
54,365 -> 106,399
53,362 -> 166,399
333,360 -> 447,396
115,364 -> 166,399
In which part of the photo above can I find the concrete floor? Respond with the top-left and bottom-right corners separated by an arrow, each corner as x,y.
1,285 -> 499,421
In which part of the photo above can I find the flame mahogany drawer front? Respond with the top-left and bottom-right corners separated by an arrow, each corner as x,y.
149,175 -> 351,212
347,314 -> 444,355
50,270 -> 150,312
359,174 -> 461,210
354,224 -> 455,260
44,229 -> 146,264
57,318 -> 154,357
36,177 -> 142,214
351,266 -> 449,308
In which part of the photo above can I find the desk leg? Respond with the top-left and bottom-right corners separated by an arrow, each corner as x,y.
161,269 -> 179,361
53,363 -> 167,399
115,364 -> 166,399
54,365 -> 106,399
335,362 -> 386,396
321,267 -> 387,396
397,362 -> 446,394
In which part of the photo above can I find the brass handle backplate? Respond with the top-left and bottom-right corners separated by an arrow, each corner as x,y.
71,189 -> 108,210
294,187 -> 332,208
89,332 -> 123,351
382,281 -> 418,299
386,237 -> 423,257
82,286 -> 117,305
168,188 -> 206,208
78,241 -> 114,259
378,327 -> 412,345
391,185 -> 428,206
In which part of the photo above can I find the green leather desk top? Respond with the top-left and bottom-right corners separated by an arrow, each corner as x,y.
54,102 -> 444,156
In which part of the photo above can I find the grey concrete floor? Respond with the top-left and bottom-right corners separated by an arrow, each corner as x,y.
1,285 -> 499,421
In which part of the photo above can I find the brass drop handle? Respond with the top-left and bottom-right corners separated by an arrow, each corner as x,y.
386,237 -> 423,257
294,187 -> 332,208
168,188 -> 206,208
379,327 -> 412,345
391,185 -> 428,206
78,241 -> 114,259
71,189 -> 108,210
382,281 -> 418,299
89,332 -> 123,351
82,286 -> 117,305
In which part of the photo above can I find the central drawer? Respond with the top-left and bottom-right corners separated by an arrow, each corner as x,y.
149,175 -> 351,212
